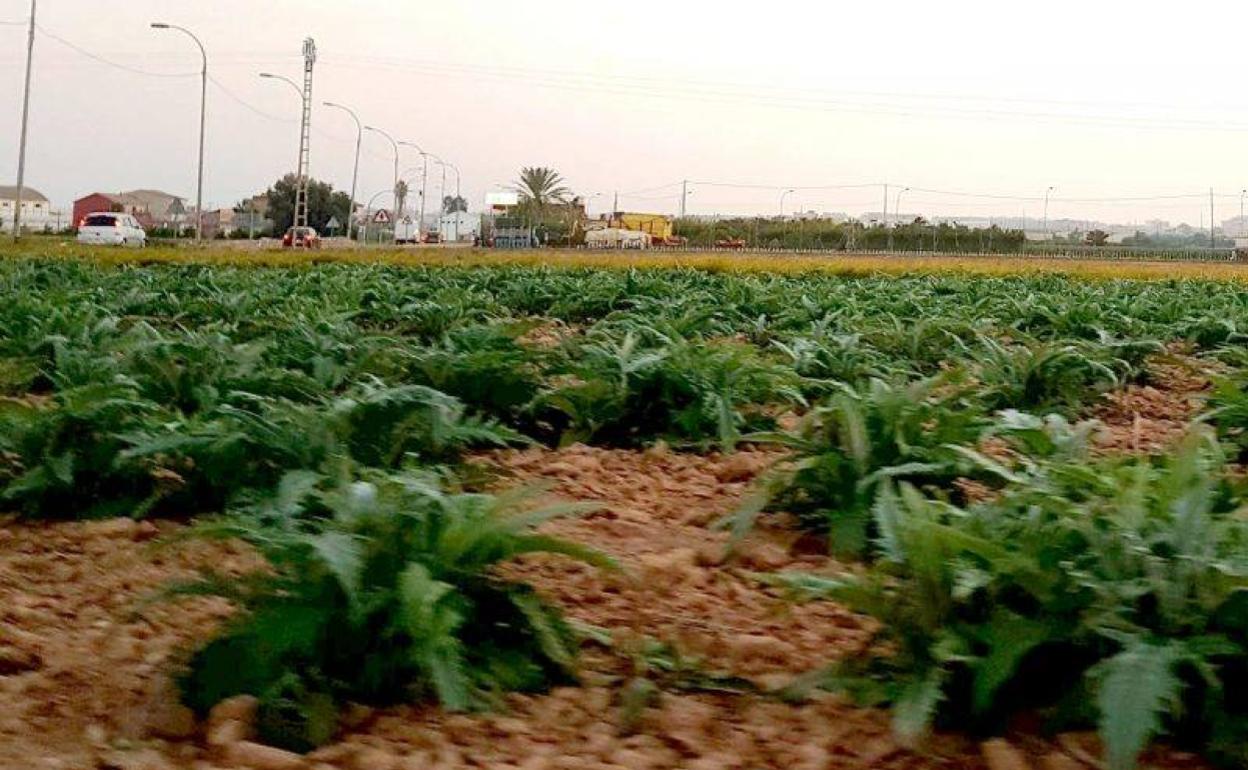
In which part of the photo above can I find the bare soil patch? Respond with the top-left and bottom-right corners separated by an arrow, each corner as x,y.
1092,351 -> 1219,455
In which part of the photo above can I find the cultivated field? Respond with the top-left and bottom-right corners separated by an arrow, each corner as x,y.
4,249 -> 1248,770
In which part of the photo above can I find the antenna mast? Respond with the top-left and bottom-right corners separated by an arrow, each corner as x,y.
294,37 -> 316,229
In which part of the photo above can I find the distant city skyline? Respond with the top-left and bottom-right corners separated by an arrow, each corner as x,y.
3,1 -> 1248,226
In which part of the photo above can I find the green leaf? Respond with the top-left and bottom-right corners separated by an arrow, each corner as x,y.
1094,641 -> 1181,770
306,530 -> 363,608
510,591 -> 576,669
972,611 -> 1057,715
892,667 -> 945,747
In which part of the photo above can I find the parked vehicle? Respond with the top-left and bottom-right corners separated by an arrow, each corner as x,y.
395,220 -> 421,244
421,231 -> 442,244
714,238 -> 747,250
76,213 -> 147,247
282,226 -> 321,249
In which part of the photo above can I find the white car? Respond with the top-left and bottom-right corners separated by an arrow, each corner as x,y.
77,212 -> 147,247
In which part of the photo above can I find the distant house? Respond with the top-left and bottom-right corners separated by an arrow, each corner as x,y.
604,211 -> 673,240
0,185 -> 54,233
73,189 -> 186,231
201,208 -> 239,239
490,217 -> 535,249
438,211 -> 479,242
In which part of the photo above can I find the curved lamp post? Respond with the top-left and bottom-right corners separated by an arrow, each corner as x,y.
398,140 -> 428,237
1043,185 -> 1056,240
152,22 -> 206,242
364,126 -> 399,243
323,101 -> 362,241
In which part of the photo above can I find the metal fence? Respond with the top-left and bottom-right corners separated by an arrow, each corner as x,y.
636,244 -> 1241,264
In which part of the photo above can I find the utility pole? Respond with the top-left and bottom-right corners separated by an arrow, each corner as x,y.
12,0 -> 36,241
612,190 -> 619,222
1210,188 -> 1216,249
679,180 -> 688,219
1043,186 -> 1055,241
882,183 -> 889,229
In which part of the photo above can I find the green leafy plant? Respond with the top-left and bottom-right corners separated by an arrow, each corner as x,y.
735,377 -> 984,558
967,337 -> 1122,413
176,468 -> 612,751
538,331 -> 802,449
0,383 -> 164,518
766,431 -> 1248,769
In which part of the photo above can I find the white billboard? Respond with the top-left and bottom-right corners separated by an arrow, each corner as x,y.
485,191 -> 519,210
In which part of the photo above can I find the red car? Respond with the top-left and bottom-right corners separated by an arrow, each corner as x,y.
282,226 -> 321,249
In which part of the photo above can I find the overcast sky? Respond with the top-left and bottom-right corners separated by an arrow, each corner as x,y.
3,0 -> 1248,226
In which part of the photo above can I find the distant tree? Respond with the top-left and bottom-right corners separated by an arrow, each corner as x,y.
1084,229 -> 1111,247
394,180 -> 409,221
442,195 -> 468,214
265,175 -> 352,233
513,167 -> 570,220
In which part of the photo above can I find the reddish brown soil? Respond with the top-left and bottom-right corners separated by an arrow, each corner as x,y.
0,447 -> 1211,770
1092,354 -> 1216,455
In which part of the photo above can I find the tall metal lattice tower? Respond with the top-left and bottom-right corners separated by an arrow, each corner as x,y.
294,37 -> 316,229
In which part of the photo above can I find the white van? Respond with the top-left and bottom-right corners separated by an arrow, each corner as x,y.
77,212 -> 147,247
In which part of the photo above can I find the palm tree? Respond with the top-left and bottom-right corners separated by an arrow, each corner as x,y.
513,167 -> 571,221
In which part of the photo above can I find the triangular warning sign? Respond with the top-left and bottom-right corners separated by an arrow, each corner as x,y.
372,209 -> 391,223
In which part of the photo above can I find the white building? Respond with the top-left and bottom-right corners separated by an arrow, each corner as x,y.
585,228 -> 649,249
438,211 -> 480,242
0,185 -> 55,233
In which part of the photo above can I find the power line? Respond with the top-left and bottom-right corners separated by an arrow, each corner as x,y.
207,77 -> 395,167
36,26 -> 197,77
322,52 -> 1243,118
317,52 -> 1248,134
208,75 -> 292,122
617,181 -> 683,196
691,180 -> 883,192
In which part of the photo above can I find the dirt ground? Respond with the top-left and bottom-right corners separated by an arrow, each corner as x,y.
0,433 -> 1215,770
1091,350 -> 1218,455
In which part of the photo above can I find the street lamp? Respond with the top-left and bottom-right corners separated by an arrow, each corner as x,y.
889,187 -> 910,251
398,140 -> 429,237
428,154 -> 447,236
259,73 -> 302,175
360,188 -> 395,244
443,161 -> 462,241
1240,189 -> 1246,238
430,155 -> 448,207
151,22 -> 206,242
779,188 -> 795,217
364,126 -> 399,243
894,186 -> 910,223
1043,186 -> 1055,241
445,161 -> 461,200
780,189 -> 796,249
323,101 -> 362,241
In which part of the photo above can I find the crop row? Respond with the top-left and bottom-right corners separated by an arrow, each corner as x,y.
6,259 -> 1248,765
